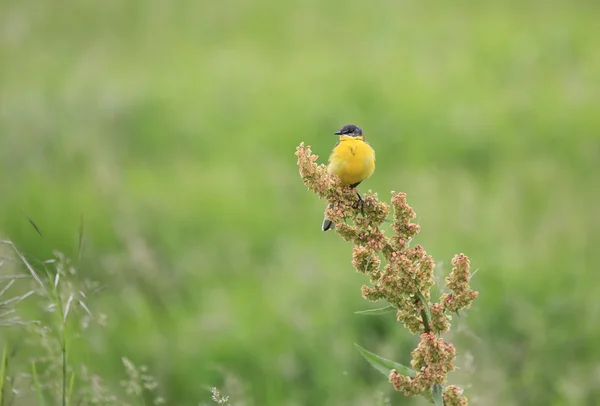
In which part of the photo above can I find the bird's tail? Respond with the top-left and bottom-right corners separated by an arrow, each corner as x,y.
322,203 -> 334,231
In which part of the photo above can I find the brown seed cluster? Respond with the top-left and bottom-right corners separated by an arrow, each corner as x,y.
444,385 -> 469,406
389,333 -> 456,395
441,254 -> 479,313
296,143 -> 477,403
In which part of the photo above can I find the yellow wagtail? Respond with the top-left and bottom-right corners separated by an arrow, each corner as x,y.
322,124 -> 376,231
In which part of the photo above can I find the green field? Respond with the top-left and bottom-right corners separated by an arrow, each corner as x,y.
1,0 -> 599,405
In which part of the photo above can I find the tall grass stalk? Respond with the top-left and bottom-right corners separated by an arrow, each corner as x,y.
0,344 -> 7,406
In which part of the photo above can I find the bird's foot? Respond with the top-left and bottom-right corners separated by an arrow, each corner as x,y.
353,191 -> 365,216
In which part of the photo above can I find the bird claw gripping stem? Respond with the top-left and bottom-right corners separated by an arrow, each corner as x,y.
353,191 -> 365,216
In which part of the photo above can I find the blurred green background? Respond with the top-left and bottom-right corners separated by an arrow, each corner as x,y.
1,0 -> 599,405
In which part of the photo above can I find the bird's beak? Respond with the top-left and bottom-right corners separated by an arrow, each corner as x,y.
334,131 -> 341,135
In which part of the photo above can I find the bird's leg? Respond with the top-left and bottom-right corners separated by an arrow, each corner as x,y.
353,190 -> 365,216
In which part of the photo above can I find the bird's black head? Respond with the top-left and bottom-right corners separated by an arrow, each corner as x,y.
334,124 -> 363,137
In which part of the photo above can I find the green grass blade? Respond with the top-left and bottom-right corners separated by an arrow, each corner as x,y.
0,343 -> 7,405
354,343 -> 416,377
66,372 -> 76,406
431,384 -> 443,406
23,212 -> 43,237
354,305 -> 395,316
31,361 -> 46,406
77,215 -> 85,263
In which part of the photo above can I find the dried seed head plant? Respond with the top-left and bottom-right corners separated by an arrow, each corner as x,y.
296,143 -> 478,405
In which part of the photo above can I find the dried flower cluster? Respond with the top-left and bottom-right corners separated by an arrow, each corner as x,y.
441,254 -> 479,313
296,143 -> 478,404
443,385 -> 469,406
390,332 -> 456,395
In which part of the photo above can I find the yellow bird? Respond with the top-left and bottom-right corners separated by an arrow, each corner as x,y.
322,124 -> 376,231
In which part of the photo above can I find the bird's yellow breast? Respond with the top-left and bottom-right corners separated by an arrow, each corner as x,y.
327,136 -> 375,186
